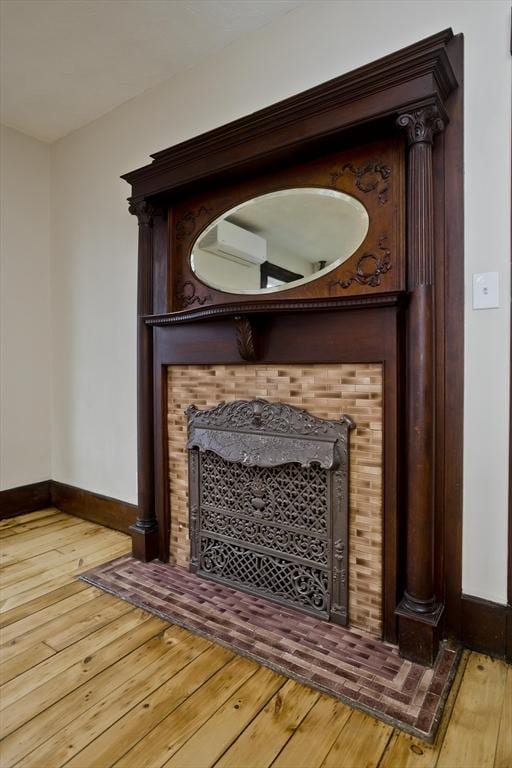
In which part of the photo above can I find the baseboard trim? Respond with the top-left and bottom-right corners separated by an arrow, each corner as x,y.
0,479 -> 136,534
461,594 -> 512,661
0,480 -> 52,519
49,481 -> 137,534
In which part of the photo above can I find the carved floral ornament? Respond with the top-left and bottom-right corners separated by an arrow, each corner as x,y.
175,205 -> 212,242
177,280 -> 211,308
330,160 -> 391,204
330,236 -> 391,291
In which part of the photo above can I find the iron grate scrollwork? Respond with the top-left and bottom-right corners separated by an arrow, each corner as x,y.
187,399 -> 353,624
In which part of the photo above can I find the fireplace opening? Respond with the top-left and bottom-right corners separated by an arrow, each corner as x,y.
187,399 -> 354,625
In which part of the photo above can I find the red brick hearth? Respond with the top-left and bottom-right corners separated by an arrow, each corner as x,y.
81,556 -> 460,742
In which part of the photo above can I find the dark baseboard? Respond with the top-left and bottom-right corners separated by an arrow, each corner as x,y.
49,481 -> 137,534
0,479 -> 136,534
507,611 -> 512,661
0,480 -> 52,519
461,594 -> 512,661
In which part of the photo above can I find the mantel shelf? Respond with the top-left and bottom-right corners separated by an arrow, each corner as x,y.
144,292 -> 405,326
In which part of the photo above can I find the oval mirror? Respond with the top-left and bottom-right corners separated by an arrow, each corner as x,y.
190,188 -> 369,294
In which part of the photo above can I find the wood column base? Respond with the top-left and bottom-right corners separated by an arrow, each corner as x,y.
396,600 -> 444,666
130,522 -> 159,562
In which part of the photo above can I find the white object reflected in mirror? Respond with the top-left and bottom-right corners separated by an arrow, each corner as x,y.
190,188 -> 369,294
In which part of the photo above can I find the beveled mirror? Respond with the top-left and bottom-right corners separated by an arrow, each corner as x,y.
190,188 -> 369,294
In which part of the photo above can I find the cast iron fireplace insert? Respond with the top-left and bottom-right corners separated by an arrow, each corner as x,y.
187,399 -> 353,625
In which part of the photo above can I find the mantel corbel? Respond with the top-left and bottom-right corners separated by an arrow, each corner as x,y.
395,100 -> 445,664
233,316 -> 257,361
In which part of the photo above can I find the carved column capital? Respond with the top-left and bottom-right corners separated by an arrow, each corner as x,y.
128,199 -> 163,228
397,104 -> 445,146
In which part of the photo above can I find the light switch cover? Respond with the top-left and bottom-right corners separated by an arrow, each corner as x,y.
472,272 -> 499,309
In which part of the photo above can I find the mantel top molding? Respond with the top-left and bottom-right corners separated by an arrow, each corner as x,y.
144,293 -> 403,327
122,28 -> 459,201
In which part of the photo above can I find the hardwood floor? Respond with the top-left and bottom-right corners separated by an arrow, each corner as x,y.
0,510 -> 510,768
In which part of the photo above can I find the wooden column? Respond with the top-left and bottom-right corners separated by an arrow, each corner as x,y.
129,200 -> 161,561
396,103 -> 445,665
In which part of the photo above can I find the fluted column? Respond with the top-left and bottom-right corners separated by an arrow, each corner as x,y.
396,104 -> 445,665
129,200 -> 162,561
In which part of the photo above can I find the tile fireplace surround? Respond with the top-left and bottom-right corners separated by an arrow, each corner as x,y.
167,363 -> 383,638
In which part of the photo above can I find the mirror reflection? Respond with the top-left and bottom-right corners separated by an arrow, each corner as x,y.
190,188 -> 369,295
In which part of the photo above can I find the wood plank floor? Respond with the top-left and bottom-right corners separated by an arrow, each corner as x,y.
0,510 -> 510,768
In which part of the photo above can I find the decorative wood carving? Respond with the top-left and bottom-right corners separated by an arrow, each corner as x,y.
233,316 -> 257,361
175,206 -> 212,242
177,281 -> 212,308
129,201 -> 163,316
397,105 -> 445,146
397,103 -> 445,287
331,161 -> 391,204
128,200 -> 162,227
170,138 -> 404,312
330,237 -> 391,290
146,293 -> 402,326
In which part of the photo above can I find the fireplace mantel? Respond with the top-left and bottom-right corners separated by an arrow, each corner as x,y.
122,29 -> 464,666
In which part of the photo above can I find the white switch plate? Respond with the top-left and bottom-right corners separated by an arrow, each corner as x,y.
473,272 -> 499,309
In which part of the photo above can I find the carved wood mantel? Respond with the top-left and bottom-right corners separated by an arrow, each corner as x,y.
123,29 -> 464,666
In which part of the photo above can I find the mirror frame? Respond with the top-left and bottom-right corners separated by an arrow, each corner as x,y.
189,186 -> 371,296
169,136 -> 405,313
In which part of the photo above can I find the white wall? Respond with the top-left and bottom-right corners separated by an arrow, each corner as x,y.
0,124 -> 52,489
50,0 -> 510,603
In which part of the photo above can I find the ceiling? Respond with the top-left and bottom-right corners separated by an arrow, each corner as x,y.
0,0 -> 306,143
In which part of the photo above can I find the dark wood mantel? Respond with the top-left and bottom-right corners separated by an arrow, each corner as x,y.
122,30 -> 457,202
122,29 -> 464,666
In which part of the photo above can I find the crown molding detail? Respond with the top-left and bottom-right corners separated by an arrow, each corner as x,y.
122,29 -> 457,201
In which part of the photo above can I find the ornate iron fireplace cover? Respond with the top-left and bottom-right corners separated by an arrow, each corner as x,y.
186,399 -> 354,625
